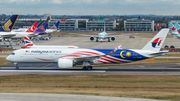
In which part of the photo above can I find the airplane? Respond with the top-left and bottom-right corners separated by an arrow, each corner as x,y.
3,21 -> 47,40
6,28 -> 169,70
21,36 -> 79,49
71,23 -> 118,42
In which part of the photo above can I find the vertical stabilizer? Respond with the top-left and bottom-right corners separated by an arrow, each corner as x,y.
34,21 -> 47,33
21,36 -> 35,48
0,15 -> 19,32
51,21 -> 60,30
169,22 -> 177,33
26,21 -> 38,33
142,28 -> 169,52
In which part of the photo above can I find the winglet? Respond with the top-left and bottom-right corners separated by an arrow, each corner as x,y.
106,45 -> 122,55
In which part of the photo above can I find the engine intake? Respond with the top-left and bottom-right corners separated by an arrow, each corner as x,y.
111,37 -> 115,41
90,36 -> 94,41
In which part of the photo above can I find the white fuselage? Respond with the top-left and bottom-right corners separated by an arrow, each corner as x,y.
6,48 -> 156,65
98,32 -> 108,39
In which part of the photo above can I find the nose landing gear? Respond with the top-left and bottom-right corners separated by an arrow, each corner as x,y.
14,63 -> 19,70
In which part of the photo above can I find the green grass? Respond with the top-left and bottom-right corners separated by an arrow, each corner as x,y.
0,75 -> 180,101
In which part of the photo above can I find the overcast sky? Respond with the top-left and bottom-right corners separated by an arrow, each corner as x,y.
0,0 -> 179,15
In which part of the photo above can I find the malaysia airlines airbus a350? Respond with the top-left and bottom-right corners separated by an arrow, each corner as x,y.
6,29 -> 169,70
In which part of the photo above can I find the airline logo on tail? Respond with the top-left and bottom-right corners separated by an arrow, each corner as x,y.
2,19 -> 12,31
171,27 -> 176,31
51,25 -> 57,30
26,21 -> 38,33
21,36 -> 34,48
152,37 -> 164,48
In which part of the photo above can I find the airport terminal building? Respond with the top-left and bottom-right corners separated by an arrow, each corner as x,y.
48,19 -> 116,31
86,20 -> 116,31
124,18 -> 154,31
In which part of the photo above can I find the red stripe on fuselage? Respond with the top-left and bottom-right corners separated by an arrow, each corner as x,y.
101,58 -> 118,64
103,56 -> 128,63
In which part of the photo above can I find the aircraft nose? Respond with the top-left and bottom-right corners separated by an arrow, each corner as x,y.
6,56 -> 11,61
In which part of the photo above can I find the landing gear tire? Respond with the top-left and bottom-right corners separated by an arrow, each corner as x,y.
87,66 -> 92,70
82,66 -> 93,70
15,66 -> 19,70
108,38 -> 110,42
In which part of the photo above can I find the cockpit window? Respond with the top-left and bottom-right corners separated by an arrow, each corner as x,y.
11,53 -> 15,55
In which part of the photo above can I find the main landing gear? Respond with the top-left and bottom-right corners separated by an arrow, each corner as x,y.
14,63 -> 19,70
82,66 -> 93,70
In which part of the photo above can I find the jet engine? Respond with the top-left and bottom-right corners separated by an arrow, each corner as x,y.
90,36 -> 94,41
58,58 -> 73,68
111,37 -> 116,41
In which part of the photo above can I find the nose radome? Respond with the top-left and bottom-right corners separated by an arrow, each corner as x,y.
6,56 -> 11,61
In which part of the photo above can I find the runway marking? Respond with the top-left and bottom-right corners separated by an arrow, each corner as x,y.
0,70 -> 106,73
43,63 -> 54,68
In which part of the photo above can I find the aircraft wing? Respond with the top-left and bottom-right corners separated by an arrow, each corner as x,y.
60,45 -> 122,62
0,34 -> 16,38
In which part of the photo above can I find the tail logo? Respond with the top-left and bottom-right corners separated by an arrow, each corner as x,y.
27,25 -> 36,32
52,25 -> 57,29
152,37 -> 164,48
171,27 -> 176,31
178,29 -> 180,34
40,26 -> 44,30
2,19 -> 12,31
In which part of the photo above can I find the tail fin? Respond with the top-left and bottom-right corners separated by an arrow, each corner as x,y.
174,22 -> 180,34
142,28 -> 169,52
0,15 -> 19,32
26,21 -> 38,33
21,36 -> 35,48
34,21 -> 47,33
51,21 -> 60,29
169,22 -> 177,33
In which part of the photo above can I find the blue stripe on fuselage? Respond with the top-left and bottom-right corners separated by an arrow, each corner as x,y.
92,49 -> 148,61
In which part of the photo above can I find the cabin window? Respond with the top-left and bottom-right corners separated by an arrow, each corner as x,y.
11,53 -> 15,55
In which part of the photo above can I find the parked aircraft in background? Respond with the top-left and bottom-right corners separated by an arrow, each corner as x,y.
7,29 -> 169,70
168,22 -> 180,39
21,36 -> 79,49
4,21 -> 47,40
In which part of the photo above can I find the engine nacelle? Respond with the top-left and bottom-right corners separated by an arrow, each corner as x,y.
111,37 -> 116,41
58,58 -> 73,68
90,36 -> 94,41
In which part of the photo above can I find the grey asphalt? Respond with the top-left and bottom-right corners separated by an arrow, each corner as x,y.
1,63 -> 180,76
0,93 -> 168,101
11,34 -> 180,50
